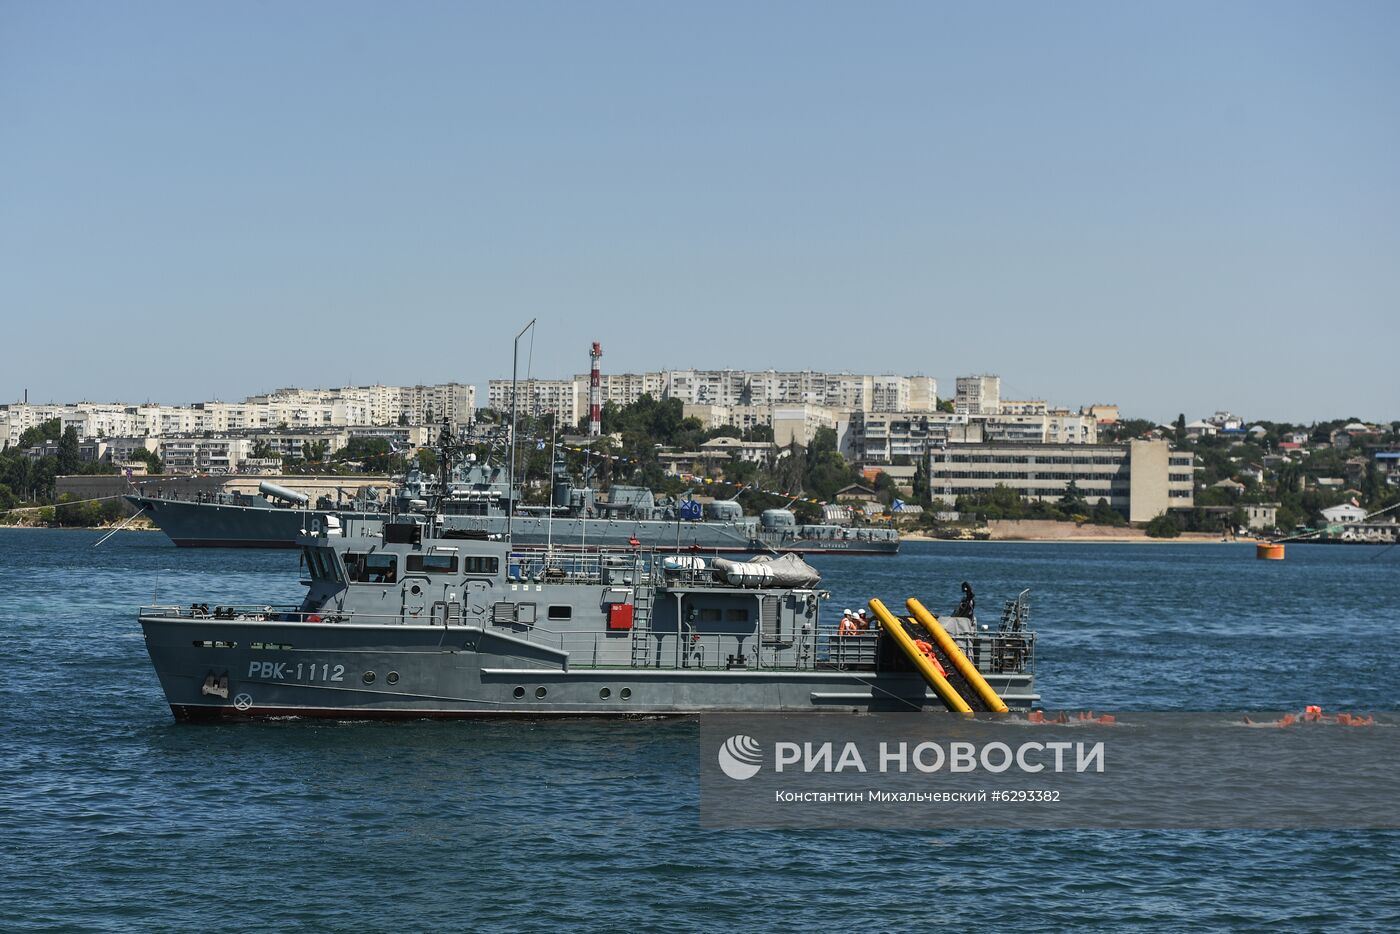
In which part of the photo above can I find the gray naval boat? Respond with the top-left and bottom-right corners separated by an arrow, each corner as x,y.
138,515 -> 1034,720
128,456 -> 901,555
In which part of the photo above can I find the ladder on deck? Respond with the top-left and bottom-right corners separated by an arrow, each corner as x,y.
916,630 -> 992,712
629,556 -> 654,667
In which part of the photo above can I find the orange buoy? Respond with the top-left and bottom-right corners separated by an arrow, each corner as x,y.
1256,542 -> 1285,560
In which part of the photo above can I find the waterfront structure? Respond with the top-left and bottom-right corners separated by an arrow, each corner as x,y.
841,409 -> 1099,464
925,439 -> 1194,523
1320,503 -> 1368,525
1244,503 -> 1279,532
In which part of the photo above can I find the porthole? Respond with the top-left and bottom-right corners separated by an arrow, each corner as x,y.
535,687 -> 547,699
513,686 -> 525,699
599,687 -> 612,700
386,671 -> 399,685
620,687 -> 632,700
363,671 -> 376,684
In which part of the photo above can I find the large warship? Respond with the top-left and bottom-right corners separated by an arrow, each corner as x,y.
127,452 -> 901,555
138,513 -> 1034,720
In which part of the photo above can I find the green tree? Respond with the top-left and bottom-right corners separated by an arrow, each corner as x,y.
57,426 -> 81,474
1058,480 -> 1086,513
912,458 -> 929,500
742,424 -> 773,442
955,484 -> 1026,520
1174,414 -> 1187,445
18,419 -> 62,449
128,447 -> 163,475
335,437 -> 394,468
871,471 -> 898,505
1145,512 -> 1182,538
1090,497 -> 1125,526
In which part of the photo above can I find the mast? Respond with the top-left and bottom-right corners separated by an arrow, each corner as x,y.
508,318 -> 536,544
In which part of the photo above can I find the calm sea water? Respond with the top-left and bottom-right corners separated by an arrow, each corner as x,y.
1,529 -> 1397,932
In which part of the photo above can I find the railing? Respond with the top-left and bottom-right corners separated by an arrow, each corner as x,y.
818,631 -> 880,670
959,630 -> 1036,675
139,604 -> 409,625
506,549 -> 651,586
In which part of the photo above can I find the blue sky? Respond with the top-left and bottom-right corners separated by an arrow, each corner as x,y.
2,1 -> 1396,423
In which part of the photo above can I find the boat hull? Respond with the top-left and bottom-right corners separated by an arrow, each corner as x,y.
142,616 -> 1034,720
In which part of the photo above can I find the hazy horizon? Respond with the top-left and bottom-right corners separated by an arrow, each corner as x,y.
3,2 -> 1396,424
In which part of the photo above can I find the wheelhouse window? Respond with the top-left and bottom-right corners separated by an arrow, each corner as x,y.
406,554 -> 458,574
462,555 -> 499,575
345,552 -> 397,584
302,547 -> 343,583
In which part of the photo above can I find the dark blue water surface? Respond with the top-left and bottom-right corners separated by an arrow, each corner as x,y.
2,529 -> 1397,932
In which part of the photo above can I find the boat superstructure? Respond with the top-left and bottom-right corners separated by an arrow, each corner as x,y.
138,516 -> 1033,720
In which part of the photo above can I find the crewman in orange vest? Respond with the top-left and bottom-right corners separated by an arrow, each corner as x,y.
837,610 -> 859,636
912,638 -> 948,676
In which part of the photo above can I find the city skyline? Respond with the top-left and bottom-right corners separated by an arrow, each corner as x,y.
3,2 -> 1397,423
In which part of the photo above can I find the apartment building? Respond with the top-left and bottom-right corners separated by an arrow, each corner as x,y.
1,382 -> 476,447
926,439 -> 1195,523
682,403 -> 841,446
954,375 -> 1001,415
485,379 -> 582,425
158,437 -> 256,474
842,408 -> 1099,463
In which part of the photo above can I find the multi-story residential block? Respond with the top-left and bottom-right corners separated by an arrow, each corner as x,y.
926,439 -> 1194,523
841,406 -> 1099,464
158,437 -> 256,474
954,375 -> 1001,415
486,379 -> 581,426
1081,403 -> 1120,424
682,403 -> 841,446
1,382 -> 476,450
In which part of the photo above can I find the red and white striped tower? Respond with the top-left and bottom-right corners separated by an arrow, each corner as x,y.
588,341 -> 603,437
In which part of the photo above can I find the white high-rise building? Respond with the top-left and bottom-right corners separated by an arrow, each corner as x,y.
955,375 -> 1001,416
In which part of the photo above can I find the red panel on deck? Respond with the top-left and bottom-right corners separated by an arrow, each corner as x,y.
607,603 -> 634,630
